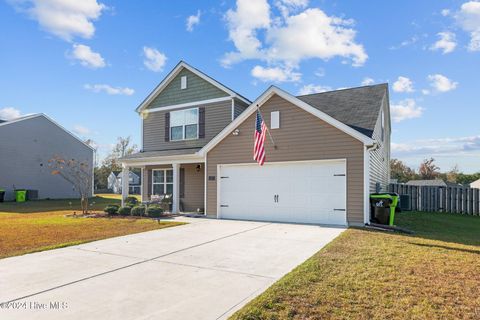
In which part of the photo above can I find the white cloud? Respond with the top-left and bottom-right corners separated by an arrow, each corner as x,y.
430,31 -> 457,54
69,44 -> 106,68
441,9 -> 451,16
73,125 -> 91,136
8,0 -> 106,41
0,107 -> 23,120
298,84 -> 332,95
143,46 -> 167,72
427,74 -> 458,92
274,0 -> 309,17
186,10 -> 201,32
251,65 -> 301,82
84,84 -> 134,96
392,135 -> 480,156
392,76 -> 414,93
390,99 -> 423,122
456,1 -> 480,51
222,0 -> 367,78
361,77 -> 375,86
314,67 -> 325,77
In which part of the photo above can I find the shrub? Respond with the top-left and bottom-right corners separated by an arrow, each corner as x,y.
125,196 -> 139,206
104,204 -> 119,215
147,205 -> 163,218
118,206 -> 131,216
131,205 -> 146,216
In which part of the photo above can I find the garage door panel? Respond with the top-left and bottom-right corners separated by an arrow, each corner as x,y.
219,160 -> 347,225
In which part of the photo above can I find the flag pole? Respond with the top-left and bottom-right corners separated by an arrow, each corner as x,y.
256,104 -> 277,149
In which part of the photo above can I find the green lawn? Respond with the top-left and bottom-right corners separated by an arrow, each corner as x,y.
0,195 -> 184,259
230,212 -> 480,320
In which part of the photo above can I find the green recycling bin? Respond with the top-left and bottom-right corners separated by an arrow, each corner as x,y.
15,190 -> 27,203
370,193 -> 399,226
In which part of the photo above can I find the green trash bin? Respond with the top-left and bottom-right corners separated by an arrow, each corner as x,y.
15,189 -> 27,203
370,193 -> 399,226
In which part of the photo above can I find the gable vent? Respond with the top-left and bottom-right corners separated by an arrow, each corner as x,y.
181,76 -> 187,89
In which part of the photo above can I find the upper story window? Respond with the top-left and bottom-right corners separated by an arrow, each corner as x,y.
170,108 -> 198,141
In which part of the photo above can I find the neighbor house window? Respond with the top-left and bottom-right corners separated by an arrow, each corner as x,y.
170,108 -> 198,141
152,169 -> 173,195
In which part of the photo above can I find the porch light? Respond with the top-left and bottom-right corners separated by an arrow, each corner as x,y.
196,164 -> 202,172
232,129 -> 240,136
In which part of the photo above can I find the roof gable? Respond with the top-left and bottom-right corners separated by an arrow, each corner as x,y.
136,61 -> 250,113
0,114 -> 94,151
200,86 -> 374,156
296,84 -> 388,138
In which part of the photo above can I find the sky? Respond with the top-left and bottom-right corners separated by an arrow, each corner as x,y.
0,0 -> 479,173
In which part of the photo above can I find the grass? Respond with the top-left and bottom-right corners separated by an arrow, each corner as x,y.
0,195 -> 184,259
230,212 -> 480,320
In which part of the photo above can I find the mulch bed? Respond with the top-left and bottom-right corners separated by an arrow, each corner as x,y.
65,212 -> 179,219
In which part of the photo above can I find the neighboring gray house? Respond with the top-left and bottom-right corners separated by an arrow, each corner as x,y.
107,170 -> 141,194
0,114 -> 94,201
119,61 -> 391,226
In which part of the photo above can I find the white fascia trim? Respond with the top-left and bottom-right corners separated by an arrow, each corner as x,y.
199,86 -> 374,156
364,146 -> 371,225
144,96 -> 232,114
120,154 -> 205,167
136,61 -> 250,113
0,113 -> 95,151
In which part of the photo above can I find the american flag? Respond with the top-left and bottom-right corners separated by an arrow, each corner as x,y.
253,110 -> 267,166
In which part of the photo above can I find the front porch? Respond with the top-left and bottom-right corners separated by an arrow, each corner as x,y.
120,161 -> 205,214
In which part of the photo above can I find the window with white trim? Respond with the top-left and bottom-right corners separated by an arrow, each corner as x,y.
170,108 -> 199,141
152,169 -> 173,195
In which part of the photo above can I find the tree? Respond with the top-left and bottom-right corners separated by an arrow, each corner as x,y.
390,158 -> 417,182
102,136 -> 138,171
446,165 -> 459,183
49,156 -> 92,214
418,158 -> 440,179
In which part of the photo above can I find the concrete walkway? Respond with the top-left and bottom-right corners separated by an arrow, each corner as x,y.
0,218 -> 345,320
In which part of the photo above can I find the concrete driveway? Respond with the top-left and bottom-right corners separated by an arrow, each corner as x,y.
0,218 -> 345,320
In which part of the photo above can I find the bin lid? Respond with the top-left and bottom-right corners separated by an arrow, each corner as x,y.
370,193 -> 393,199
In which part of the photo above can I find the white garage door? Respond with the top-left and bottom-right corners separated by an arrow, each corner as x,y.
218,160 -> 347,225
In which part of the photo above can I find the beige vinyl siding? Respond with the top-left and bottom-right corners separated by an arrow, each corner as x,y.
369,95 -> 391,193
142,164 -> 204,212
206,94 -> 365,225
181,163 -> 205,212
145,68 -> 229,110
143,100 -> 232,151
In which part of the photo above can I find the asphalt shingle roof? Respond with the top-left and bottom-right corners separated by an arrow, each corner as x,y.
296,83 -> 388,138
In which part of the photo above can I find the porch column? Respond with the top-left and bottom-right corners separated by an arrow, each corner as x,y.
121,164 -> 129,207
172,163 -> 180,213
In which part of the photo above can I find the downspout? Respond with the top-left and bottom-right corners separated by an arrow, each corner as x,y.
363,141 -> 379,225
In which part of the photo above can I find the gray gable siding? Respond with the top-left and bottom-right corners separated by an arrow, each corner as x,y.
0,116 -> 93,201
146,68 -> 229,110
233,98 -> 249,119
143,100 -> 232,152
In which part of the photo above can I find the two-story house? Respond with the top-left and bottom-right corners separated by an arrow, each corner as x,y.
120,61 -> 391,226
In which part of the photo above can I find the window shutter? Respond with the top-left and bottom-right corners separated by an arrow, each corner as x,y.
180,168 -> 185,198
164,112 -> 170,142
199,107 -> 205,138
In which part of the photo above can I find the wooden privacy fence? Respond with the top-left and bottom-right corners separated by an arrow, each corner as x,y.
389,184 -> 480,215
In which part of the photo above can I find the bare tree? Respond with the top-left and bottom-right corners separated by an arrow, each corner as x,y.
419,158 -> 440,179
49,156 -> 92,214
103,136 -> 138,171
